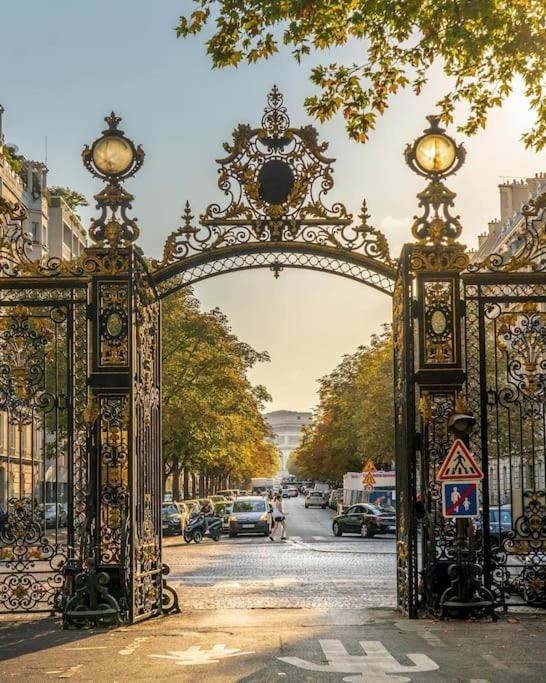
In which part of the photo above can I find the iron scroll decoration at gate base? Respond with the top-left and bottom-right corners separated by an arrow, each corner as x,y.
149,86 -> 397,296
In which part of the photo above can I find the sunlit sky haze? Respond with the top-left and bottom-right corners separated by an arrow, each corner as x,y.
1,1 -> 543,411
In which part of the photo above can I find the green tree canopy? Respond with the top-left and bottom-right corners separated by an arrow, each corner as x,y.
48,186 -> 88,211
176,1 -> 546,148
289,326 -> 393,481
162,284 -> 280,494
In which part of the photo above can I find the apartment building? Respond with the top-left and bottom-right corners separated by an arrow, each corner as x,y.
470,174 -> 546,505
0,105 -> 87,508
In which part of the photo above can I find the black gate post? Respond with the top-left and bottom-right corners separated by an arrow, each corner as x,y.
62,114 -> 169,627
402,116 -> 475,615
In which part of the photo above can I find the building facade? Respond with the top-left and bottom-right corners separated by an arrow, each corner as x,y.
265,410 -> 312,479
470,174 -> 546,505
0,106 -> 87,508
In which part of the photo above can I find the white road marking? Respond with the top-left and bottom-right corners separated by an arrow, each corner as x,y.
119,636 -> 148,656
470,679 -> 491,682
279,639 -> 439,682
58,664 -> 83,679
148,644 -> 255,666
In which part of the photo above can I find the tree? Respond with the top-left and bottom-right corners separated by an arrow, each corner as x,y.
176,1 -> 546,149
48,186 -> 88,211
162,284 -> 280,498
290,326 -> 393,481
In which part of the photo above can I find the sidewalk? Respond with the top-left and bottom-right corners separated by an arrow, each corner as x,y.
1,607 -> 545,682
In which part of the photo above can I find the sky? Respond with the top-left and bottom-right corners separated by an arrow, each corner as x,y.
1,1 -> 544,412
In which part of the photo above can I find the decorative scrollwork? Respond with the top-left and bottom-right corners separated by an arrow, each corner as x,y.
0,305 -> 57,429
495,302 -> 546,417
469,190 -> 546,272
152,87 -> 395,277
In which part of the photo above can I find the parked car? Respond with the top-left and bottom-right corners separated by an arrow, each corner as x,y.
228,496 -> 269,537
328,488 -> 343,510
305,491 -> 327,509
474,505 -> 512,546
217,490 -> 238,500
162,502 -> 184,536
332,503 -> 395,538
37,503 -> 68,528
209,495 -> 228,504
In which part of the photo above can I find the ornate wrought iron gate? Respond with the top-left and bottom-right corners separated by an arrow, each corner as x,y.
463,194 -> 546,609
393,247 -> 418,617
1,88 -> 543,624
0,204 -> 88,612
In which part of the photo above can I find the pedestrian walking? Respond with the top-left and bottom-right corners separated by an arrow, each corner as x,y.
267,491 -> 275,533
269,493 -> 287,541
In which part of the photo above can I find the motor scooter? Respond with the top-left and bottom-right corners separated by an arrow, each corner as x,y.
184,513 -> 222,543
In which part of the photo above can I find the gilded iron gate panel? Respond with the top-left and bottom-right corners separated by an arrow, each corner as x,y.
393,246 -> 419,617
464,275 -> 546,608
131,253 -> 162,621
0,284 -> 87,613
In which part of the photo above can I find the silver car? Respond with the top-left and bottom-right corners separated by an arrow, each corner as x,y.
228,496 -> 269,537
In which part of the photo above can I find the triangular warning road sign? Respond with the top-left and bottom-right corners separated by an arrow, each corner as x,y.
437,439 -> 483,481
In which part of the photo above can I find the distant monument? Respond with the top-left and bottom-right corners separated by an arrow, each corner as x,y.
265,410 -> 312,478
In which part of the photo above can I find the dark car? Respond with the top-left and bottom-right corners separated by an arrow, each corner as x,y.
474,505 -> 512,546
305,491 -> 327,509
228,496 -> 269,537
162,502 -> 184,536
332,503 -> 395,538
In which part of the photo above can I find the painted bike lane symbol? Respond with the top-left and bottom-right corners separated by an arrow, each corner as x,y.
279,639 -> 438,683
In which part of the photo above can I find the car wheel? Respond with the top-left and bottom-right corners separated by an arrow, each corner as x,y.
183,531 -> 192,543
263,530 -> 269,536
333,522 -> 342,537
193,529 -> 203,544
360,523 -> 373,539
322,505 -> 326,509
213,534 -> 220,542
229,532 -> 237,538
305,504 -> 308,508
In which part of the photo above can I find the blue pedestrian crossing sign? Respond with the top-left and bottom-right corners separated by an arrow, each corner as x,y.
441,481 -> 479,518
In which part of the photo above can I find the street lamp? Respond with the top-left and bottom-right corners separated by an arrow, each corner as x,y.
82,113 -> 144,247
83,112 -> 143,182
405,115 -> 466,248
406,115 -> 464,179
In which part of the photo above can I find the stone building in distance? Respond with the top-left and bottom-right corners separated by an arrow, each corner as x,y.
265,410 -> 312,479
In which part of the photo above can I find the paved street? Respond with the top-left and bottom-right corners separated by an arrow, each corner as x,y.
164,495 -> 397,609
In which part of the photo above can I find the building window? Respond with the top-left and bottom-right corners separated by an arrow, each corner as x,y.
30,222 -> 39,242
63,224 -> 72,248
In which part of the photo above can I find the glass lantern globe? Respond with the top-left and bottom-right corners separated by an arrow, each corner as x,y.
415,133 -> 456,174
92,136 -> 134,176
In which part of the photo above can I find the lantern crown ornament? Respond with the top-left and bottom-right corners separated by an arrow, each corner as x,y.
405,115 -> 467,250
82,113 -> 145,247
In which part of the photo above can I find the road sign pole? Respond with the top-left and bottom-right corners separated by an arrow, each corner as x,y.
439,399 -> 496,620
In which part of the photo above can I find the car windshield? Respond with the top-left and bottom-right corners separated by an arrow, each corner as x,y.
233,500 -> 265,513
310,492 -> 322,497
162,504 -> 178,515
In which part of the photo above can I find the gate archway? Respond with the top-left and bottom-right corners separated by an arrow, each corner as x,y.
0,87 -> 544,625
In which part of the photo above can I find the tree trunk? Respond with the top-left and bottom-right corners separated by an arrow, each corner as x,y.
172,461 -> 181,501
191,472 -> 197,497
199,472 -> 205,497
183,468 -> 189,499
